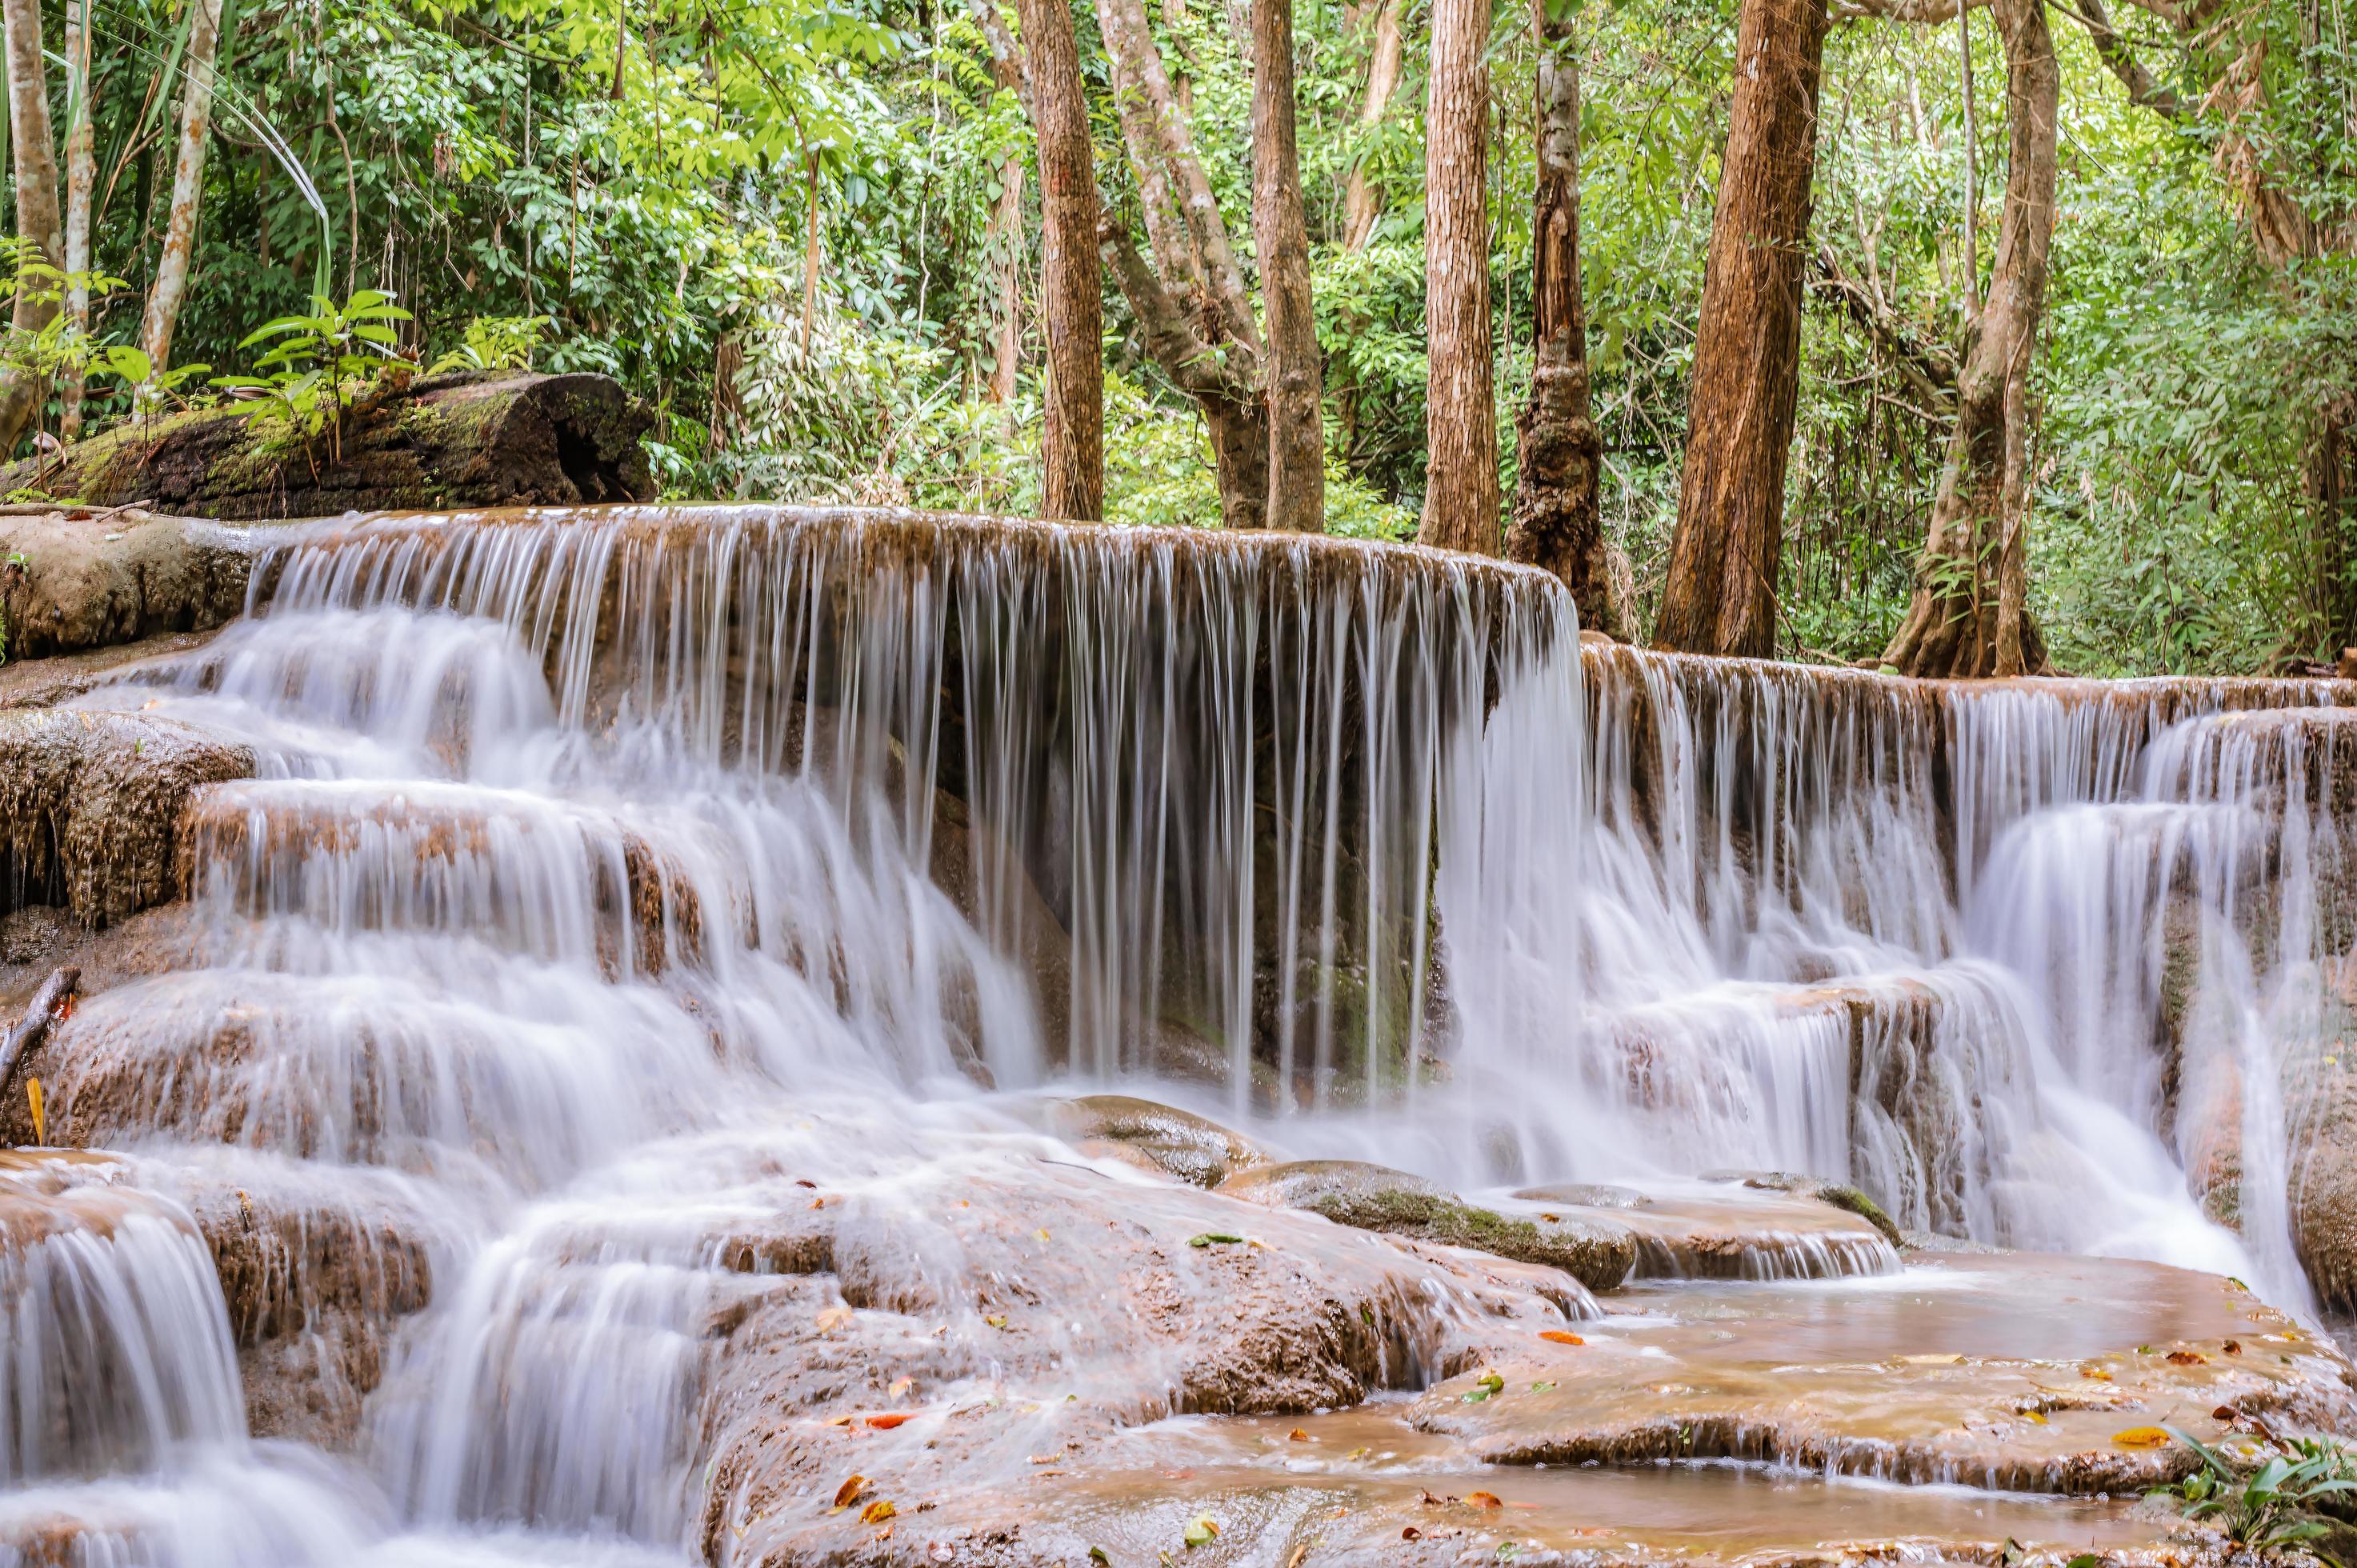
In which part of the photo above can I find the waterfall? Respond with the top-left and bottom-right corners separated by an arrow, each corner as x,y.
8,503 -> 2357,1560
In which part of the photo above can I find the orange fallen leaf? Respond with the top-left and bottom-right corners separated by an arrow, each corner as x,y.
1287,1427 -> 1309,1442
861,1499 -> 897,1523
874,1523 -> 893,1541
2112,1426 -> 2174,1449
1467,1490 -> 1503,1509
866,1413 -> 913,1430
1401,1526 -> 1422,1541
1539,1330 -> 1584,1346
2166,1350 -> 2207,1366
1285,1547 -> 1309,1568
834,1474 -> 867,1508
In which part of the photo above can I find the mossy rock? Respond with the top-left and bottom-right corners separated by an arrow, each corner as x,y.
1219,1159 -> 1635,1291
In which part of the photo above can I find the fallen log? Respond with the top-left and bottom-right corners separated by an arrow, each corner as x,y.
0,370 -> 654,520
0,964 -> 78,1103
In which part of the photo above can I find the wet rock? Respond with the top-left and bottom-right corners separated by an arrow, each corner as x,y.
693,1151 -> 1595,1566
1218,1160 -> 1635,1291
1514,1181 -> 1651,1210
0,708 -> 252,927
1700,1169 -> 1907,1249
2289,1046 -> 2357,1311
1417,1251 -> 2357,1498
1032,1094 -> 1268,1188
0,509 -> 264,661
1517,1181 -> 1899,1281
170,1157 -> 441,1448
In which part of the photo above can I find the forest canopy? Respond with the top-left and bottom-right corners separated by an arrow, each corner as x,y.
0,0 -> 2350,674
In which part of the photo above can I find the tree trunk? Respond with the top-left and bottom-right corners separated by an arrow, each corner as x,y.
1252,0 -> 1323,532
974,2 -> 1028,409
0,371 -> 655,519
1098,0 -> 1271,529
1878,0 -> 2056,678
0,0 -> 62,455
1341,0 -> 1403,252
58,0 -> 93,442
136,0 -> 226,395
1015,0 -> 1104,519
1419,0 -> 1499,554
1652,0 -> 1827,657
2317,393 -> 2357,649
1506,0 -> 1626,636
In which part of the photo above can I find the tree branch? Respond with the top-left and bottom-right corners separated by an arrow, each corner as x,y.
2058,0 -> 2185,116
1099,220 -> 1258,406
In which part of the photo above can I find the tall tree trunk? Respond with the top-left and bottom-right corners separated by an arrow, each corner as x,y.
137,0 -> 226,397
58,0 -> 93,441
0,0 -> 62,454
986,158 -> 1026,406
1878,0 -> 2057,678
1017,0 -> 1104,519
1098,0 -> 1271,528
971,0 -> 1029,409
1341,0 -> 1403,252
1506,0 -> 1626,636
1651,0 -> 1828,657
1253,0 -> 1323,531
1419,0 -> 1499,554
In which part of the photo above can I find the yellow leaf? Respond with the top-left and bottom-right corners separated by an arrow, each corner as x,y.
833,1474 -> 866,1509
889,1375 -> 914,1398
1539,1330 -> 1584,1346
2018,1409 -> 2048,1424
2112,1426 -> 2175,1449
26,1078 -> 43,1146
860,1499 -> 896,1523
986,1314 -> 1008,1329
1287,1427 -> 1309,1442
816,1305 -> 853,1333
1036,1228 -> 1051,1242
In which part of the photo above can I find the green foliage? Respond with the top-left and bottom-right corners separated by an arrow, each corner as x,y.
2151,1428 -> 2357,1554
211,290 -> 411,459
430,314 -> 553,374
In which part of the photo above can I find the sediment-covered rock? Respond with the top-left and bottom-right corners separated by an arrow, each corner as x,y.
0,508 -> 262,661
1030,1095 -> 1268,1188
0,709 -> 252,926
1517,1178 -> 1899,1279
1417,1251 -> 2357,1496
1217,1160 -> 1635,1291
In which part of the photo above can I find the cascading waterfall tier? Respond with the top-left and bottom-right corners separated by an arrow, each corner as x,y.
6,502 -> 2357,1565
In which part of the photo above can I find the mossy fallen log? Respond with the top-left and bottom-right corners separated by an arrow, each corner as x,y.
0,370 -> 654,521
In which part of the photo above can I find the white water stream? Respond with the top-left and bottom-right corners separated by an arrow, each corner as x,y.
1,506 -> 2351,1562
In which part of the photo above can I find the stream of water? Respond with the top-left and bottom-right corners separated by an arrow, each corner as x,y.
4,506 -> 2353,1562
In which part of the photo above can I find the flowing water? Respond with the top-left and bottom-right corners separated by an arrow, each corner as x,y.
4,504 -> 2355,1561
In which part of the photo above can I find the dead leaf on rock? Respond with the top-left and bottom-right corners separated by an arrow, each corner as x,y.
816,1305 -> 853,1333
1467,1490 -> 1503,1509
1287,1427 -> 1309,1442
2112,1426 -> 2174,1449
2223,1340 -> 2243,1355
1401,1526 -> 1422,1542
834,1474 -> 867,1509
861,1498 -> 898,1523
2165,1350 -> 2207,1366
866,1413 -> 913,1430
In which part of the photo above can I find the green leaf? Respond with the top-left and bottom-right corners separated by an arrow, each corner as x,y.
1187,1234 -> 1243,1247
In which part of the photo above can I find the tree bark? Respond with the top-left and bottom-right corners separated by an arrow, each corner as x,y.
1652,0 -> 1828,656
1253,0 -> 1323,532
58,0 -> 93,442
0,372 -> 655,519
1419,0 -> 1499,554
1016,0 -> 1104,519
1098,0 -> 1274,529
137,0 -> 227,394
1341,0 -> 1404,252
1505,0 -> 1627,635
0,0 -> 62,454
974,0 -> 1029,408
1877,0 -> 2057,678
